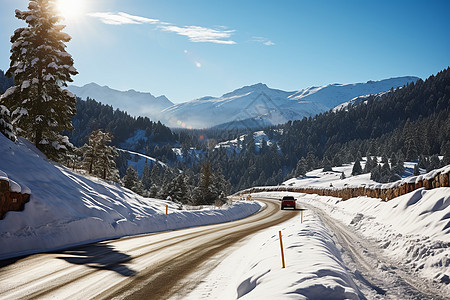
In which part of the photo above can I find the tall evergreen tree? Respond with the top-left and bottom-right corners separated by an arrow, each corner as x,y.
351,160 -> 363,176
322,157 -> 333,172
413,164 -> 420,176
0,103 -> 15,140
150,163 -> 161,187
295,158 -> 307,177
193,162 -> 214,205
2,0 -> 77,158
79,130 -> 119,181
123,165 -> 143,193
141,159 -> 151,190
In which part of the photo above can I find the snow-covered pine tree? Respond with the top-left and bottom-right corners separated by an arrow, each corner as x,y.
295,157 -> 307,177
79,130 -> 119,181
211,165 -> 230,205
94,131 -> 119,182
166,174 -> 187,204
0,102 -> 15,141
3,0 -> 77,158
150,163 -> 161,187
123,165 -> 143,194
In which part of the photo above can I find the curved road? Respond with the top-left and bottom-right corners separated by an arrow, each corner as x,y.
0,199 -> 297,300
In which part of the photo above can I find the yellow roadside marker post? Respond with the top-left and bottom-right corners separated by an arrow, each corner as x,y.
299,208 -> 306,224
166,205 -> 168,215
279,230 -> 285,268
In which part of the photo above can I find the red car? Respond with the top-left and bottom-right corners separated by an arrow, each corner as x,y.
281,196 -> 296,210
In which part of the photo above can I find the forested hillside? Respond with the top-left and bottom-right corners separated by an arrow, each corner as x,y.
212,68 -> 450,190
68,97 -> 176,147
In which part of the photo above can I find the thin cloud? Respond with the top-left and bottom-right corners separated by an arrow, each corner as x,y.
252,36 -> 275,46
160,25 -> 236,44
88,12 -> 236,44
88,12 -> 160,25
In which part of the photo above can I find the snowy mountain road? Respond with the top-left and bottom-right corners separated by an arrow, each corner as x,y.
0,199 -> 297,300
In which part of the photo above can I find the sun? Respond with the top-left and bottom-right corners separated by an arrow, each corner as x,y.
56,0 -> 85,20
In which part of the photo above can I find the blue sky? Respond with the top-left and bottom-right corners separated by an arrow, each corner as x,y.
1,0 -> 449,103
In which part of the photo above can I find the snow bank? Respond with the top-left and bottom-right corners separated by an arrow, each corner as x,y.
187,208 -> 362,299
254,189 -> 450,293
0,134 -> 261,260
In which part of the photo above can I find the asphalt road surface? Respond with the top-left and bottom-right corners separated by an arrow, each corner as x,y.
0,199 -> 297,300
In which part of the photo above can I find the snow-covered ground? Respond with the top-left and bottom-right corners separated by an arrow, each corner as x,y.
186,204 -> 362,299
0,134 -> 261,260
186,188 -> 449,299
283,159 -> 423,190
215,130 -> 277,154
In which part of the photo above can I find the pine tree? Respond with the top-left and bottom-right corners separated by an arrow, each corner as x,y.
123,165 -> 143,194
441,141 -> 450,165
211,165 -> 231,204
150,163 -> 161,187
166,174 -> 188,203
79,130 -> 119,181
193,162 -> 215,205
322,157 -> 333,172
142,159 -> 151,190
352,160 -> 363,176
413,164 -> 420,176
427,155 -> 441,172
0,103 -> 15,140
370,165 -> 382,182
158,168 -> 173,199
3,0 -> 78,158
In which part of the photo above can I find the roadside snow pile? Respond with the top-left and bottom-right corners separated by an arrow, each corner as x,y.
252,188 -> 450,295
297,190 -> 450,289
187,208 -> 362,299
0,134 -> 261,260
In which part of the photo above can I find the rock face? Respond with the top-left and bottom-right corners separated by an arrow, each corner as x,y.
0,178 -> 30,220
240,166 -> 450,202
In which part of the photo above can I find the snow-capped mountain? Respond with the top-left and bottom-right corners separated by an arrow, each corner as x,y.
68,83 -> 173,120
160,77 -> 418,128
332,90 -> 391,112
69,76 -> 418,129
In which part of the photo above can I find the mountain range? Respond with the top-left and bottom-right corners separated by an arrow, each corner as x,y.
68,76 -> 418,129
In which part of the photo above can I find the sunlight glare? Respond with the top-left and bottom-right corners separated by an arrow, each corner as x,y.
56,0 -> 85,20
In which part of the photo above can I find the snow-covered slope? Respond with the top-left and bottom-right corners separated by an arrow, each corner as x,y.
332,90 -> 391,112
68,83 -> 173,120
161,77 -> 418,128
290,77 -> 418,109
0,134 -> 261,260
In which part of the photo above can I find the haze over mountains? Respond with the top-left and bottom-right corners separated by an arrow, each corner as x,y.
69,76 -> 418,129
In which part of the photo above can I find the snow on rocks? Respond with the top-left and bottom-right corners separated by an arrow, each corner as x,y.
0,133 -> 261,260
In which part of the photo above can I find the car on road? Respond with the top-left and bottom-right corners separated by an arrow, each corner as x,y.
281,196 -> 296,210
